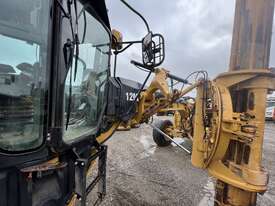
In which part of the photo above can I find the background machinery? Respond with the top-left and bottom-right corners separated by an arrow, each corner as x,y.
0,0 -> 274,206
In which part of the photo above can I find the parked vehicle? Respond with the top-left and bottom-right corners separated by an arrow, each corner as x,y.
265,97 -> 275,121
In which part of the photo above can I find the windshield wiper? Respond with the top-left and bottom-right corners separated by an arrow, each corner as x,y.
63,0 -> 81,130
63,39 -> 74,130
56,0 -> 70,18
73,0 -> 80,81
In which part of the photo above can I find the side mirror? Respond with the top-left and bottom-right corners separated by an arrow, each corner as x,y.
142,33 -> 165,67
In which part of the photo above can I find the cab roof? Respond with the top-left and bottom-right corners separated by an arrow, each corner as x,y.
82,0 -> 110,29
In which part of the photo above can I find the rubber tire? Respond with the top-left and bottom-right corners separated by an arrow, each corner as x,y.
153,120 -> 173,147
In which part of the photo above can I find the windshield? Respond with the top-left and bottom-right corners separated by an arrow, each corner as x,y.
63,3 -> 110,143
0,0 -> 51,151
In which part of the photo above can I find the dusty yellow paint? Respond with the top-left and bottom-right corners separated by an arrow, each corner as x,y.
96,123 -> 120,144
192,71 -> 275,205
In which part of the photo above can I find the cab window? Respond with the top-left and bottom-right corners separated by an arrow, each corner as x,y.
62,3 -> 110,143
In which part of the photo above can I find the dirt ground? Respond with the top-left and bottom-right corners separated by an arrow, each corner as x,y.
88,120 -> 275,206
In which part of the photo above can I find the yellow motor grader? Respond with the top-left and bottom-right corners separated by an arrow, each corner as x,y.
111,0 -> 275,205
0,0 -> 274,206
115,65 -> 197,150
0,0 -> 186,205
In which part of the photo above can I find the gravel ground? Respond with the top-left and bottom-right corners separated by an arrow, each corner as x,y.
87,120 -> 275,206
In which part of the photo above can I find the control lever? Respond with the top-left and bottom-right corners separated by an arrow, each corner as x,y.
130,60 -> 188,84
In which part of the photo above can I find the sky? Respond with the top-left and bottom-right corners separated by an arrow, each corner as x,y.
106,0 -> 275,85
0,35 -> 38,72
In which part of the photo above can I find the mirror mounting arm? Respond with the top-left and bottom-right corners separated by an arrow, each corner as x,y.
120,40 -> 142,45
113,40 -> 142,55
120,0 -> 151,33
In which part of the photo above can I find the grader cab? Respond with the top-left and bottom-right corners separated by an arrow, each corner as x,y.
0,0 -> 274,206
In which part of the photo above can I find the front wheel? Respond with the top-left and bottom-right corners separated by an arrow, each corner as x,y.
153,120 -> 173,147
